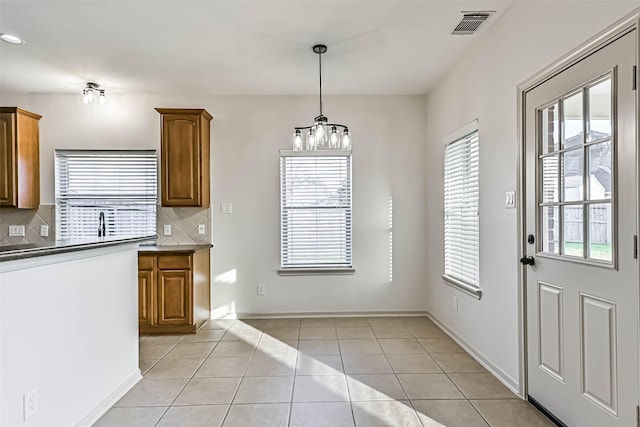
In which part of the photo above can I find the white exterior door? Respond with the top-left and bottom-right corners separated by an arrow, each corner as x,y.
523,29 -> 638,426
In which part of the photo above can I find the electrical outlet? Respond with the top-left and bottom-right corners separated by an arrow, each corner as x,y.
198,224 -> 206,235
24,388 -> 38,421
257,283 -> 265,295
163,224 -> 172,236
9,225 -> 25,237
40,225 -> 49,237
453,296 -> 459,312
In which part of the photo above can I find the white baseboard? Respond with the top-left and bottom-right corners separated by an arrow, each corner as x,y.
75,369 -> 143,427
425,311 -> 523,398
214,310 -> 429,320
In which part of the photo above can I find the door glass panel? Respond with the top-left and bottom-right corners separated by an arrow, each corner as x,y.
588,78 -> 612,142
562,148 -> 583,202
588,142 -> 612,200
541,206 -> 560,254
541,103 -> 560,154
563,91 -> 584,148
563,205 -> 583,257
542,155 -> 559,203
588,203 -> 612,261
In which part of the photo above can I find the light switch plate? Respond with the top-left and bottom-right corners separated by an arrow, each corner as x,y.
220,202 -> 233,214
505,191 -> 516,209
9,225 -> 25,237
163,224 -> 172,236
40,225 -> 49,237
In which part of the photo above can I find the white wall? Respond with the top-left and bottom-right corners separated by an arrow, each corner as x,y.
0,245 -> 140,427
0,93 -> 430,316
424,2 -> 638,391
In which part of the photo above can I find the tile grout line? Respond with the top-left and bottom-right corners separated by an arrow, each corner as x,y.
150,335 -> 208,427
286,325 -> 301,426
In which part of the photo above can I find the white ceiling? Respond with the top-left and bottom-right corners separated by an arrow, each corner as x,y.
0,1 -> 514,96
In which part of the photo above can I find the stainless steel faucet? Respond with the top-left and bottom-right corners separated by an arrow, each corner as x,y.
98,211 -> 106,237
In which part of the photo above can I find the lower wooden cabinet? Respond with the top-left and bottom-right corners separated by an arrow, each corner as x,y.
138,248 -> 210,334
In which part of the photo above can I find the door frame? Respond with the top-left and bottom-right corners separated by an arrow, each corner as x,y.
516,8 -> 640,401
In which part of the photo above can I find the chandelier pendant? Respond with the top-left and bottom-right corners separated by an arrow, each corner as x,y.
292,44 -> 351,152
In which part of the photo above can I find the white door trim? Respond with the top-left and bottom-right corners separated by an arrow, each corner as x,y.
516,8 -> 640,399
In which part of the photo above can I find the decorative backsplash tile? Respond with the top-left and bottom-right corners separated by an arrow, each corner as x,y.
0,204 -> 211,247
0,205 -> 55,246
156,206 -> 212,245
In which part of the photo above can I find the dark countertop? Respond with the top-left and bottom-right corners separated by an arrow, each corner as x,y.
0,235 -> 156,262
138,244 -> 213,254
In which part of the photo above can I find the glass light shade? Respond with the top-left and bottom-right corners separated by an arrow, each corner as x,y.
314,122 -> 327,147
306,129 -> 316,150
82,89 -> 93,104
341,129 -> 351,150
98,91 -> 106,105
292,130 -> 302,151
329,126 -> 339,148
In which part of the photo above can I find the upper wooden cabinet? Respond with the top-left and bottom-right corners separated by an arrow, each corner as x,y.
0,107 -> 42,209
156,108 -> 212,207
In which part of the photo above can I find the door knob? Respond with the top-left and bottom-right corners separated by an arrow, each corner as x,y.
520,256 -> 535,266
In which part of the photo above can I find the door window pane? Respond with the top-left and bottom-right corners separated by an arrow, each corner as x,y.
563,206 -> 583,257
588,142 -> 612,200
541,206 -> 560,254
563,91 -> 584,148
562,149 -> 583,202
542,155 -> 559,203
541,103 -> 560,154
588,79 -> 612,142
588,203 -> 612,261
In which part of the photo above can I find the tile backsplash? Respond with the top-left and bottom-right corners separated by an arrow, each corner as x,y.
156,206 -> 212,245
0,204 -> 211,246
0,205 -> 55,246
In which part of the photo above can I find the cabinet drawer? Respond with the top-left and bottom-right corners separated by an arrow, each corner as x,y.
138,255 -> 155,271
158,255 -> 191,270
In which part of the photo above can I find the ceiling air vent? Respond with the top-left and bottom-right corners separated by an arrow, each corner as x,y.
451,12 -> 492,35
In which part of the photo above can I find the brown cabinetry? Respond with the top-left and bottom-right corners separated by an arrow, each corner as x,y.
155,108 -> 212,207
138,248 -> 210,334
0,107 -> 41,209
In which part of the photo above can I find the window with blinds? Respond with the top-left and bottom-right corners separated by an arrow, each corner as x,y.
280,152 -> 352,269
444,130 -> 480,294
55,150 -> 158,240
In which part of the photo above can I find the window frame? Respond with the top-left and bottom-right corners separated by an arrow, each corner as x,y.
55,149 -> 158,241
442,121 -> 481,299
278,149 -> 355,276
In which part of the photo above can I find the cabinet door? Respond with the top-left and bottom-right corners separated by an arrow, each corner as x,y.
0,113 -> 15,206
161,114 -> 201,206
157,270 -> 192,325
138,270 -> 154,327
15,111 -> 40,208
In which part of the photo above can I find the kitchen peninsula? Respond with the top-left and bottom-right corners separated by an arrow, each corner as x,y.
0,236 -> 153,427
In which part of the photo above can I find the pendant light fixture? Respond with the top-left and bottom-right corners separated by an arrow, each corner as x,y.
82,82 -> 107,105
292,44 -> 351,151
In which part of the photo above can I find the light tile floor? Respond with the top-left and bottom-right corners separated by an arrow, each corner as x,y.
95,316 -> 554,427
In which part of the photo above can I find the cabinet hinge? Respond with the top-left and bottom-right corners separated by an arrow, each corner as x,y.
633,66 -> 637,90
634,235 -> 638,260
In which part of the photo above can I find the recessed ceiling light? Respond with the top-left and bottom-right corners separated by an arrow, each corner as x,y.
0,34 -> 25,44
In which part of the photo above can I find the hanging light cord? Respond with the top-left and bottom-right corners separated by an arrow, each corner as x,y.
318,49 -> 323,117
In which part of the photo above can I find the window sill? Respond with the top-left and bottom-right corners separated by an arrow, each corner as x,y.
442,274 -> 482,299
278,267 -> 356,276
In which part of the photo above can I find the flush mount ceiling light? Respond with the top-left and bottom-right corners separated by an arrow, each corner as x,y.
82,82 -> 106,105
292,44 -> 351,151
0,33 -> 25,44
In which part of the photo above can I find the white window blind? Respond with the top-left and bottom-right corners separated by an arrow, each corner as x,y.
444,131 -> 479,290
280,152 -> 352,268
55,150 -> 157,240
